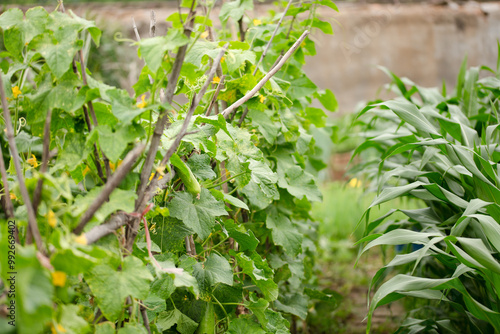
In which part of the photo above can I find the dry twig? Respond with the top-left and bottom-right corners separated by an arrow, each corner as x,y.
73,144 -> 145,235
222,30 -> 309,119
132,17 -> 141,42
254,0 -> 293,72
206,75 -> 226,116
0,75 -> 44,251
32,109 -> 52,214
150,11 -> 156,38
0,142 -> 14,219
79,49 -> 112,179
136,9 -> 196,201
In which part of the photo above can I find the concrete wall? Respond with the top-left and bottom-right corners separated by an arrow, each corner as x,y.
11,2 -> 500,113
306,2 -> 500,113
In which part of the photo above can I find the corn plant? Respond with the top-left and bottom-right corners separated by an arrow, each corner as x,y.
354,55 -> 500,333
0,1 -> 339,333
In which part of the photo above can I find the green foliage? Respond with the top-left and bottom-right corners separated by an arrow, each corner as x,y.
0,1 -> 339,333
354,58 -> 500,332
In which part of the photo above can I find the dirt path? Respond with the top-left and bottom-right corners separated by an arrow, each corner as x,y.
315,250 -> 405,333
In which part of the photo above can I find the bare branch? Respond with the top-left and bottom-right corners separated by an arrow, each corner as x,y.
185,235 -> 196,256
79,49 -> 112,179
0,143 -> 14,219
0,74 -> 44,251
83,105 -> 106,182
238,18 -> 246,42
125,170 -> 175,250
130,46 -> 227,250
205,75 -> 226,117
132,17 -> 141,42
159,45 -> 228,167
85,212 -> 129,245
73,144 -> 146,235
150,11 -> 156,38
141,304 -> 152,334
253,0 -> 293,75
80,218 -> 127,251
136,10 -> 196,201
222,30 -> 309,119
238,54 -> 283,127
58,0 -> 65,13
33,109 -> 52,213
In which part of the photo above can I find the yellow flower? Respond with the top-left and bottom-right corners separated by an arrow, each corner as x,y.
27,154 -> 38,168
212,76 -> 221,84
149,172 -> 163,181
51,271 -> 67,287
12,86 -> 21,99
348,178 -> 362,188
75,234 -> 87,245
110,160 -> 122,172
9,193 -> 17,200
47,210 -> 57,228
200,30 -> 209,39
253,19 -> 262,26
259,95 -> 265,103
51,323 -> 67,334
301,41 -> 306,48
82,165 -> 91,177
221,56 -> 225,63
137,94 -> 147,109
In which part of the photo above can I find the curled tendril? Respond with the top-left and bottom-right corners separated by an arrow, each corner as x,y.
113,32 -> 136,45
17,117 -> 26,133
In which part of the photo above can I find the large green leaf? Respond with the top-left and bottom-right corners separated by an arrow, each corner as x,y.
138,28 -> 189,73
156,309 -> 198,334
169,188 -> 227,239
233,252 -> 278,301
219,0 -> 253,22
380,100 -> 440,136
0,245 -> 53,334
228,317 -> 266,334
274,293 -> 309,320
193,253 -> 233,293
31,29 -> 82,78
223,219 -> 259,251
85,256 -> 153,321
266,212 -> 302,256
278,165 -> 322,202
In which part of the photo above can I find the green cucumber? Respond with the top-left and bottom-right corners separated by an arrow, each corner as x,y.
170,153 -> 201,196
196,301 -> 215,334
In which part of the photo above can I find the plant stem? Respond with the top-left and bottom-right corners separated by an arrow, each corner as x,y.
206,171 -> 248,189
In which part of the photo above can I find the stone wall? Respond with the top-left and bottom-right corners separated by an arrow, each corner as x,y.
306,2 -> 500,113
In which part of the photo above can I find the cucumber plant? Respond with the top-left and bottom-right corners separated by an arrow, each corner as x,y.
0,0 -> 339,333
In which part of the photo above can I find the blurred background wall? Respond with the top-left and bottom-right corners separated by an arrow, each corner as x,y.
6,1 -> 500,113
306,2 -> 500,113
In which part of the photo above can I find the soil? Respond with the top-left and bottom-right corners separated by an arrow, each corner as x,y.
316,250 -> 405,333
